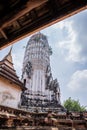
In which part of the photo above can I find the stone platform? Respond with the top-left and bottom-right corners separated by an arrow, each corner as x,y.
0,105 -> 87,130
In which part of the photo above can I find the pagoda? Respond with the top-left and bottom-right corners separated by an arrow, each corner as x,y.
0,47 -> 25,108
21,33 -> 63,112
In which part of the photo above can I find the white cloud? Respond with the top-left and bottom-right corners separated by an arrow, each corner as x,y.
42,15 -> 87,64
51,21 -> 66,30
56,18 -> 87,63
68,70 -> 87,92
57,20 -> 81,62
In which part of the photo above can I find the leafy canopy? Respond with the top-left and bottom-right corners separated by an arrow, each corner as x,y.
63,97 -> 86,112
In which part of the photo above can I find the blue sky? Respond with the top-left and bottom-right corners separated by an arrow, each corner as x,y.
0,9 -> 87,107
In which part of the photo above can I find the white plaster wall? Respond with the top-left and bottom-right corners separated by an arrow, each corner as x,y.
0,77 -> 22,108
31,69 -> 45,94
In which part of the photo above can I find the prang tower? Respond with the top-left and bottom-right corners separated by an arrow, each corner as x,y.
21,33 -> 61,111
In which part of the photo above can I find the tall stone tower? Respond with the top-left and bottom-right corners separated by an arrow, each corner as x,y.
21,33 -> 61,111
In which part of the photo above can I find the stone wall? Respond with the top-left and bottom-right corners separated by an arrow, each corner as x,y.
0,77 -> 22,108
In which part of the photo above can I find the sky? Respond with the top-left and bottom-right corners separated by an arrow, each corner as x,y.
0,9 -> 87,107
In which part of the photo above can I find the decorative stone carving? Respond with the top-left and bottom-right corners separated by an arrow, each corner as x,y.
21,91 -> 28,106
23,61 -> 32,78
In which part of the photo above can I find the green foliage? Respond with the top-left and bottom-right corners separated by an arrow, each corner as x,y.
63,97 -> 86,112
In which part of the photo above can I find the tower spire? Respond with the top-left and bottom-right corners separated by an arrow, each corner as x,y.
3,46 -> 13,60
8,45 -> 13,55
2,46 -> 13,68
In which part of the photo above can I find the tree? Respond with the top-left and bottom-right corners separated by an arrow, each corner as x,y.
63,97 -> 86,112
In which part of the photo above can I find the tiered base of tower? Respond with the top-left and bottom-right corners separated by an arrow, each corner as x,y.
20,91 -> 65,112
